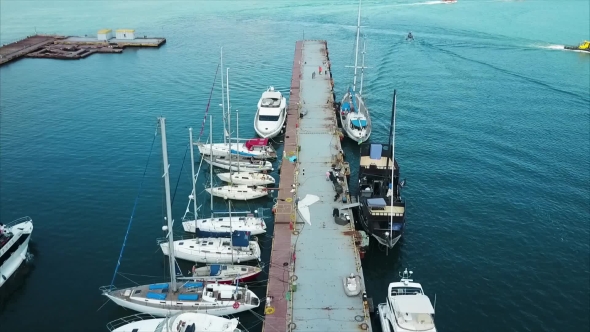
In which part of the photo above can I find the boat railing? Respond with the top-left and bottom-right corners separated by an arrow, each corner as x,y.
99,284 -> 118,293
106,313 -> 158,331
4,216 -> 33,228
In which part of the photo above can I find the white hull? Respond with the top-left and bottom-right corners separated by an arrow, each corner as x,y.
109,313 -> 240,332
206,185 -> 269,201
0,218 -> 33,288
254,117 -> 286,139
182,216 -> 267,235
377,303 -> 393,332
254,87 -> 288,139
161,239 -> 261,264
204,156 -> 273,173
197,142 -> 276,160
217,172 -> 275,186
339,91 -> 372,143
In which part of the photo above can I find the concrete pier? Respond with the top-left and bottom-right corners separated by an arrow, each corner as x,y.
263,40 -> 372,332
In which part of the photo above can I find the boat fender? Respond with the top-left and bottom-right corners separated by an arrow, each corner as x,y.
360,322 -> 368,330
265,306 -> 275,315
290,275 -> 298,282
233,301 -> 240,309
293,230 -> 300,235
192,265 -> 196,275
288,322 -> 297,330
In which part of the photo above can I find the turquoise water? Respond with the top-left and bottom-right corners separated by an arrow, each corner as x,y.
1,1 -> 589,331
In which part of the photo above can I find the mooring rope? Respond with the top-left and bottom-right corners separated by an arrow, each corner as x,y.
109,121 -> 160,287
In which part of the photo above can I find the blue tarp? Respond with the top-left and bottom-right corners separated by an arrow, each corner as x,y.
370,144 -> 382,160
147,292 -> 167,300
341,102 -> 351,111
178,294 -> 199,301
149,283 -> 169,290
185,282 -> 204,288
210,265 -> 221,276
367,198 -> 387,207
392,223 -> 404,231
351,119 -> 367,127
232,230 -> 251,247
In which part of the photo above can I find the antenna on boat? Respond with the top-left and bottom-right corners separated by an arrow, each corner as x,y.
159,117 -> 177,293
189,127 -> 198,220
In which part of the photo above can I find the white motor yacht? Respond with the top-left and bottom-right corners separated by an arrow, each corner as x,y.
0,216 -> 33,288
377,269 -> 437,332
254,86 -> 287,139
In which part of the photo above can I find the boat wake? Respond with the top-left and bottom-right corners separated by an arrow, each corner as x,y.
534,44 -> 588,53
390,1 -> 452,7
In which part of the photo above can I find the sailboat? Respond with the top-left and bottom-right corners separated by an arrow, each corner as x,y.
339,0 -> 372,144
100,117 -> 260,317
107,312 -> 241,332
182,118 -> 267,236
217,171 -> 275,186
254,86 -> 287,139
196,66 -> 277,160
357,90 -> 405,249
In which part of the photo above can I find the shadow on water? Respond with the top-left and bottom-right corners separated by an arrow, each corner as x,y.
0,242 -> 38,314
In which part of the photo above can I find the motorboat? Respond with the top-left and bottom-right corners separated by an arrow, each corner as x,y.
182,213 -> 267,236
0,216 -> 33,288
107,313 -> 241,332
442,0 -> 457,3
101,118 -> 260,318
190,264 -> 262,284
564,40 -> 590,52
254,86 -> 287,139
206,184 -> 269,201
357,91 -> 406,249
342,273 -> 362,296
339,0 -> 372,143
406,32 -> 414,41
197,138 -> 277,160
204,154 -> 274,173
377,269 -> 436,332
217,171 -> 276,186
160,231 -> 261,264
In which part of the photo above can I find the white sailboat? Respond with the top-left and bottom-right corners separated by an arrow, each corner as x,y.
0,216 -> 33,288
182,118 -> 267,236
339,0 -> 372,144
205,154 -> 274,172
196,68 -> 277,160
107,312 -> 241,332
101,117 -> 260,317
377,269 -> 437,332
190,264 -> 261,284
217,171 -> 275,185
254,86 -> 287,138
206,184 -> 269,201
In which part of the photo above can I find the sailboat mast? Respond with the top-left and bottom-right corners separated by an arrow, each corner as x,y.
389,91 -> 398,248
236,110 -> 240,174
189,128 -> 198,220
385,90 -> 396,170
352,0 -> 362,92
210,116 -> 214,217
226,68 -> 232,173
229,200 -> 234,263
159,117 -> 177,292
221,47 -> 226,145
359,39 -> 366,96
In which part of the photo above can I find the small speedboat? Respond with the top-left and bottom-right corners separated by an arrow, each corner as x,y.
107,310 -> 241,332
254,86 -> 288,139
342,273 -> 362,296
206,185 -> 269,201
217,171 -> 276,186
0,216 -> 33,288
406,32 -> 414,40
564,40 -> 590,52
442,0 -> 457,3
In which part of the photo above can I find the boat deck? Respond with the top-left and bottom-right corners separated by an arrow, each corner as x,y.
263,40 -> 372,332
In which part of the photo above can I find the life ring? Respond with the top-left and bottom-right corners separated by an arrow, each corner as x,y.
285,197 -> 293,203
292,230 -> 300,235
265,306 -> 275,315
290,275 -> 298,282
232,301 -> 240,309
360,323 -> 368,330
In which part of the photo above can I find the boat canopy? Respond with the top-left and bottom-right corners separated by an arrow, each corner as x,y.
370,144 -> 382,160
245,138 -> 268,150
210,264 -> 222,276
351,119 -> 367,127
367,198 -> 387,208
231,230 -> 251,247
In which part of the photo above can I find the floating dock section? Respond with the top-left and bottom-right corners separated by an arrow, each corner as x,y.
264,40 -> 372,332
0,32 -> 165,66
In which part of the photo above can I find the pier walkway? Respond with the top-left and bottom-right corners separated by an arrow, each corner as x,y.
263,40 -> 372,332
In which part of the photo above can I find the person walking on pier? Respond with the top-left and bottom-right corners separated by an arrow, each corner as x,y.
312,71 -> 316,79
319,65 -> 322,75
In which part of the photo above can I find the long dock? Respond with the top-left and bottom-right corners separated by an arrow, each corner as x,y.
264,40 -> 372,332
0,34 -> 165,66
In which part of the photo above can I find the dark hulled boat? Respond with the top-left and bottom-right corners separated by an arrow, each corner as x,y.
357,90 -> 405,248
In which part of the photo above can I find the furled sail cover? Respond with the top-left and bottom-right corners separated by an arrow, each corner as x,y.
297,194 -> 320,225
